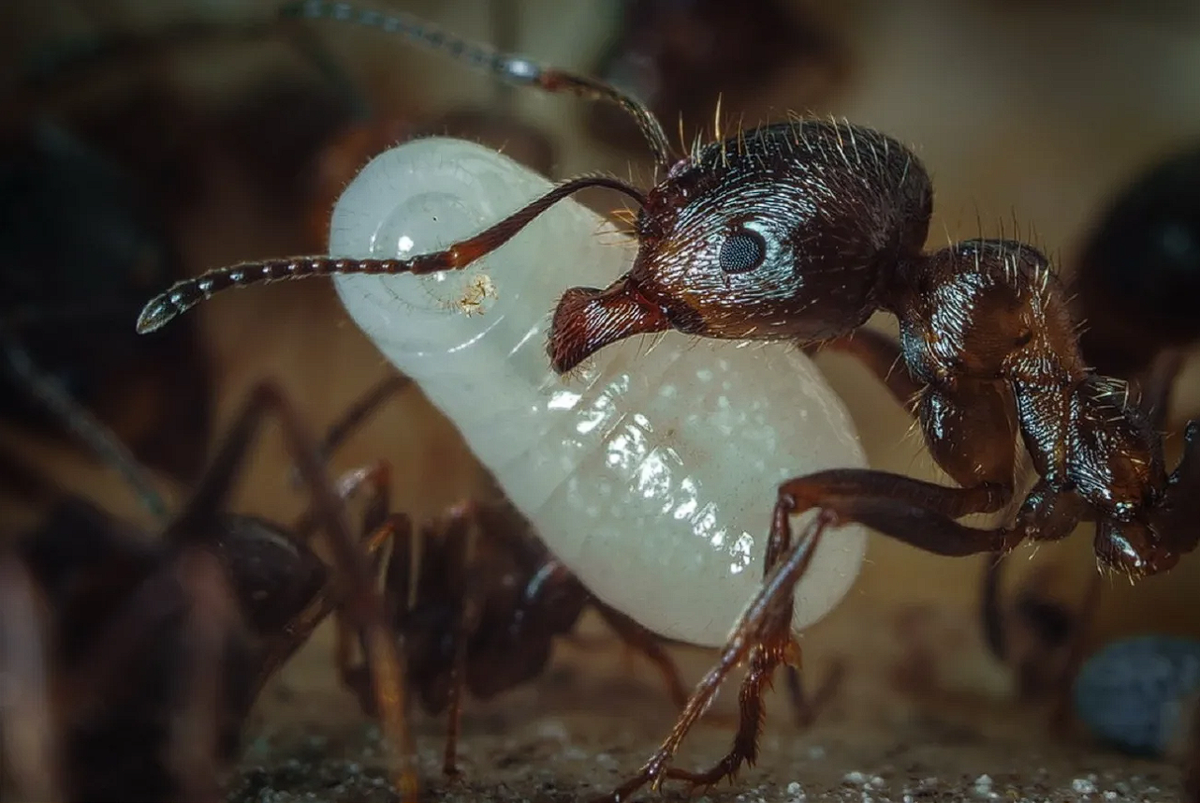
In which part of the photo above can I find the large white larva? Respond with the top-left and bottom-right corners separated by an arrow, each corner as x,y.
331,137 -> 868,648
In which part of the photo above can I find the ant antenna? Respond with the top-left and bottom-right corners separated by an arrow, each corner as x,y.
1,340 -> 169,521
281,0 -> 674,168
136,174 -> 644,333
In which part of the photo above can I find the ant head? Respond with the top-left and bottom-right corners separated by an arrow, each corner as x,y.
548,121 -> 933,373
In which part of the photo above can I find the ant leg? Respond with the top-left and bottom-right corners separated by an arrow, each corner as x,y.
164,382 -> 418,802
783,657 -> 846,728
1139,347 -> 1185,430
591,507 -> 832,803
314,373 -> 413,461
252,462 -> 397,695
1,339 -> 169,520
1185,698 -> 1200,803
439,506 -> 487,778
1047,570 -> 1103,732
592,602 -> 690,709
806,329 -> 923,407
980,553 -> 1079,700
287,371 -> 413,487
334,512 -> 413,719
0,552 -> 61,802
777,470 -> 1091,558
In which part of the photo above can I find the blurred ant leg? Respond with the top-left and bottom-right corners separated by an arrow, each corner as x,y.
1139,348 -> 1185,430
1185,697 -> 1200,803
253,461 -> 395,694
783,656 -> 846,728
434,502 -> 493,777
168,548 -> 241,803
314,372 -> 413,461
805,329 -> 923,408
164,382 -> 418,802
1,339 -> 168,520
980,553 -> 1076,695
334,512 -> 412,714
980,552 -> 1010,667
0,552 -> 61,802
1047,570 -> 1103,732
592,602 -> 690,709
591,508 -> 831,803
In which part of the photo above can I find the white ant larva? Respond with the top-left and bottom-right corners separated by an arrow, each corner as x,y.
329,136 -> 868,647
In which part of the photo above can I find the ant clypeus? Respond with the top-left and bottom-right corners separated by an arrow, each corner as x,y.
0,344 -> 415,802
135,2 -> 1200,800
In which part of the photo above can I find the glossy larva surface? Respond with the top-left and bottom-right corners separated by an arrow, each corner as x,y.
331,137 -> 868,647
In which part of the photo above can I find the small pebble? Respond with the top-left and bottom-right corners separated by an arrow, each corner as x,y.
973,774 -> 993,795
1073,635 -> 1200,757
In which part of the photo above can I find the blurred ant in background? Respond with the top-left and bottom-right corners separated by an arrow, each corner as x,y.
586,0 -> 845,156
0,348 -> 695,801
0,345 -> 413,802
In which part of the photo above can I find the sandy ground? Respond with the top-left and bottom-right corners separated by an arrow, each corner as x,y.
228,601 -> 1184,803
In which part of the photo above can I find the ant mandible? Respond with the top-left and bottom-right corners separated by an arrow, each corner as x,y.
136,2 -> 1200,800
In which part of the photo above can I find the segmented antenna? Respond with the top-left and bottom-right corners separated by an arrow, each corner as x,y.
136,174 -> 644,333
281,0 -> 674,167
2,341 -> 169,520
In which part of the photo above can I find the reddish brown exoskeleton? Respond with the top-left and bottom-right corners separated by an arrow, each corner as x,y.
132,3 -> 1200,800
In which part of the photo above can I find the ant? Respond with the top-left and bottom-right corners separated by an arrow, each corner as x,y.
134,2 -> 1200,800
303,367 -> 693,782
0,344 -> 415,802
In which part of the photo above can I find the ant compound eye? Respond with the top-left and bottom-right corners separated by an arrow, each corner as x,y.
718,228 -> 767,274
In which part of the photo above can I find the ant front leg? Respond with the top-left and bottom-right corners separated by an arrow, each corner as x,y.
591,603 -> 690,710
164,381 -> 418,802
806,328 -> 924,408
593,506 -> 833,803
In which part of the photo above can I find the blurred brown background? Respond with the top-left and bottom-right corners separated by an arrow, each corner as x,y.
2,0 -> 1200,799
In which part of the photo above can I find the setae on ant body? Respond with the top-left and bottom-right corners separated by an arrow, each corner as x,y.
136,2 -> 1200,800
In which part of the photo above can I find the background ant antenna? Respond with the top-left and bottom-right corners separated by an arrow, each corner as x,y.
2,340 -> 169,520
280,0 -> 674,167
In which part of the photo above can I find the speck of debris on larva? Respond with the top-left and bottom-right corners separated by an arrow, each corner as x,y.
457,272 -> 497,315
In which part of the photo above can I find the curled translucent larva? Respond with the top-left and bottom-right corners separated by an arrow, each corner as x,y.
331,137 -> 868,647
